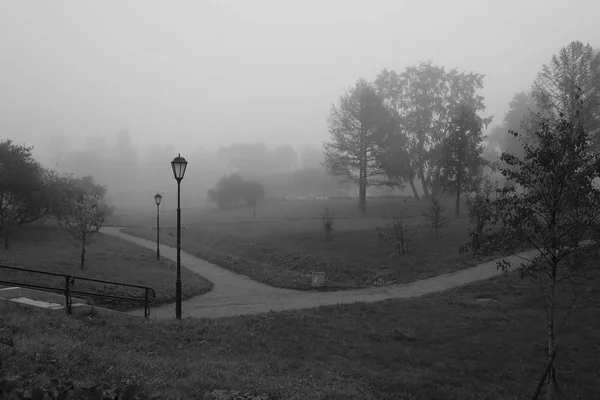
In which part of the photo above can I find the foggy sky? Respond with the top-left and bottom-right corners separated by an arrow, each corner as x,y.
1,0 -> 598,159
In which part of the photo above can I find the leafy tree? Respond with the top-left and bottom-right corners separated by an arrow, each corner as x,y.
461,116 -> 600,399
208,174 -> 266,209
59,195 -> 100,269
532,41 -> 600,147
375,62 -> 491,199
375,64 -> 444,199
44,172 -> 112,222
0,140 -> 47,248
324,78 -> 391,214
438,103 -> 488,216
377,124 -> 412,194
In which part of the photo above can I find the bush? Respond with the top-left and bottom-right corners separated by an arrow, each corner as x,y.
460,179 -> 497,259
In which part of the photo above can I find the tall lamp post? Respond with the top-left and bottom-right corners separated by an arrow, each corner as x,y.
253,189 -> 257,219
171,154 -> 188,320
94,193 -> 100,231
154,193 -> 162,260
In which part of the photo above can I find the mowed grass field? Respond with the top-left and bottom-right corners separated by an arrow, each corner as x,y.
119,197 -> 504,290
2,268 -> 598,399
0,225 -> 213,311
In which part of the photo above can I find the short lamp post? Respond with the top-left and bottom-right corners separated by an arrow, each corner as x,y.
253,190 -> 257,219
154,193 -> 162,260
171,154 -> 188,320
94,193 -> 100,231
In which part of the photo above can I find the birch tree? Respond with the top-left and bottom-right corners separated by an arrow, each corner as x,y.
461,115 -> 600,399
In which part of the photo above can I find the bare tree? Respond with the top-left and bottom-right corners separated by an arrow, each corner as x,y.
377,215 -> 411,255
423,197 -> 446,238
321,207 -> 334,241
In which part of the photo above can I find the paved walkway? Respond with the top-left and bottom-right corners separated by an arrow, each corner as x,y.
102,227 -> 534,320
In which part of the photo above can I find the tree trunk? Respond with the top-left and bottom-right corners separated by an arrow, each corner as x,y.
408,178 -> 420,200
359,180 -> 367,214
455,186 -> 461,217
546,268 -> 557,400
419,169 -> 430,199
80,242 -> 86,270
4,225 -> 10,250
431,178 -> 444,199
358,132 -> 367,214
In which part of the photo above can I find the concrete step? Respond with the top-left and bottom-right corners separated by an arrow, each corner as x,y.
0,287 -> 145,320
10,297 -> 86,310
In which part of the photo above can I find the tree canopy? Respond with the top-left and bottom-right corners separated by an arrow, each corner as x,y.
375,61 -> 491,199
438,103 -> 488,215
0,139 -> 112,249
207,174 -> 265,209
532,41 -> 600,147
0,140 -> 47,237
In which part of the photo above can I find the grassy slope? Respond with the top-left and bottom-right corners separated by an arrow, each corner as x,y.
0,225 -> 213,310
122,198 -> 502,290
1,271 -> 598,399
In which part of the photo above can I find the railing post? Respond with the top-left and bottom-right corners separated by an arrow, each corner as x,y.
64,276 -> 72,315
144,288 -> 150,318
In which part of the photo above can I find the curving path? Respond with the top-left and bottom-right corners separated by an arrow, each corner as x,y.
102,227 -> 533,320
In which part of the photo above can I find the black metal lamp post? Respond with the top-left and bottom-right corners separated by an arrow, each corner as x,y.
171,154 -> 188,320
154,193 -> 162,260
253,189 -> 257,219
94,193 -> 100,231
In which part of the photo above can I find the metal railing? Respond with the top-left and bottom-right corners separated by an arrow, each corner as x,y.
0,265 -> 156,318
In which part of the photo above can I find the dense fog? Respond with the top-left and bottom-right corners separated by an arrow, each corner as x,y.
1,0 -> 598,211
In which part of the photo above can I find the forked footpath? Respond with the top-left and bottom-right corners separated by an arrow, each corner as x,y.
102,227 -> 534,319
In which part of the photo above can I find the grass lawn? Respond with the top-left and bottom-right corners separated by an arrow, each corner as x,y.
0,225 -> 213,311
122,197 -> 503,290
1,268 -> 598,399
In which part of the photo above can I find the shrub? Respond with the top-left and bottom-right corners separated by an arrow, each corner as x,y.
377,215 -> 412,256
423,197 -> 446,238
460,179 -> 497,259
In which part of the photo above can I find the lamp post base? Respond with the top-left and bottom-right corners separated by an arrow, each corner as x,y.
176,280 -> 182,319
